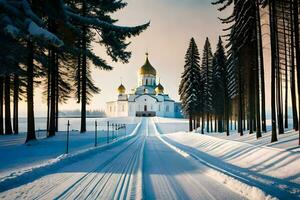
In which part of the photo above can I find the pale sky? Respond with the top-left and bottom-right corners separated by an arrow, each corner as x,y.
19,0 -> 274,117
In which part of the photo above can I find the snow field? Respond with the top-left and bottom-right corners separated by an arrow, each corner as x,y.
0,117 -> 140,176
154,117 -> 300,151
1,117 -> 296,199
0,118 -> 142,193
0,118 -> 246,200
0,118 -> 145,199
152,118 -> 277,200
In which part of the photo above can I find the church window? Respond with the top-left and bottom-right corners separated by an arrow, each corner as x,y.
158,105 -> 161,111
166,105 -> 169,112
144,105 -> 147,111
146,79 -> 148,85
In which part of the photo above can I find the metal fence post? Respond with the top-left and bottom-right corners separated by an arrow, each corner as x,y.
66,120 -> 70,154
95,120 -> 98,147
107,121 -> 109,144
112,123 -> 114,140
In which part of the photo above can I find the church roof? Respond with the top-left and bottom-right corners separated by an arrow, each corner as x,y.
117,84 -> 126,94
155,83 -> 164,94
139,53 -> 156,76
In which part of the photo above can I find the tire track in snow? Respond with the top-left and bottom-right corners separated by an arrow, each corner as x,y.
54,136 -> 143,199
48,119 -> 147,200
142,118 -> 245,200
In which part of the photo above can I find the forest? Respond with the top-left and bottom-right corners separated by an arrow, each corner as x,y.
179,0 -> 300,145
0,0 -> 149,142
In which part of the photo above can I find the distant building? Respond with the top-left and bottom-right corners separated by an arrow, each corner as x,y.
106,53 -> 182,118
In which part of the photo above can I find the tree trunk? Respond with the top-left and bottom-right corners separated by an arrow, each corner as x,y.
269,1 -> 278,143
189,115 -> 193,131
4,75 -> 12,135
225,101 -> 229,136
13,74 -> 19,134
0,77 -> 3,135
46,53 -> 50,132
25,41 -> 36,143
206,113 -> 209,133
201,113 -> 204,134
275,2 -> 284,135
238,67 -> 243,136
290,0 -> 299,131
218,117 -> 223,133
55,54 -> 59,132
48,49 -> 56,137
81,1 -> 87,133
281,1 -> 289,129
214,116 -> 217,132
257,0 -> 267,132
254,5 -> 262,138
293,0 -> 300,145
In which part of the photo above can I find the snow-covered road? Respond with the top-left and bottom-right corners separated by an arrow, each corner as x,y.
143,118 -> 243,200
0,118 -> 244,199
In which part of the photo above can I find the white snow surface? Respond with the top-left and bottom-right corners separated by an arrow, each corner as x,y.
154,118 -> 300,199
0,118 -> 248,200
0,117 -> 139,178
0,117 -> 298,199
154,117 -> 300,151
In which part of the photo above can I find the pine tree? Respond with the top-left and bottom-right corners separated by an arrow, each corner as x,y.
200,38 -> 213,133
212,37 -> 229,135
179,38 -> 202,131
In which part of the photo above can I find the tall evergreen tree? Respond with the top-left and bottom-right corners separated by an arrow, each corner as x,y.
212,37 -> 229,135
200,38 -> 213,133
179,38 -> 202,131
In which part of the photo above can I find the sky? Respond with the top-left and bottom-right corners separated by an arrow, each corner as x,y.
19,0 -> 273,117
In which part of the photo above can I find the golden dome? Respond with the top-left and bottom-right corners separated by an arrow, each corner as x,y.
117,84 -> 126,94
155,83 -> 164,94
139,53 -> 156,76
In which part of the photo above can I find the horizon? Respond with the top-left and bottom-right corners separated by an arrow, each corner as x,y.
17,0 -> 236,117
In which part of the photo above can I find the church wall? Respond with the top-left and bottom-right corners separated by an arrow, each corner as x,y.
162,101 -> 176,118
106,101 -> 117,117
106,101 -> 129,117
116,101 -> 129,117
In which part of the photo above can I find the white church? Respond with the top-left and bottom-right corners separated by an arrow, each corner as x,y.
106,53 -> 182,118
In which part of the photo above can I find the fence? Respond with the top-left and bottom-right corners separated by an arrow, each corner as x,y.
65,120 -> 127,154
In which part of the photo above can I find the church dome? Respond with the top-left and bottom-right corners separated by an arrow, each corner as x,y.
155,83 -> 164,94
139,53 -> 156,76
117,84 -> 126,94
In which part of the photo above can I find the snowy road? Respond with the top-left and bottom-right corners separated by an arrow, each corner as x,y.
0,118 -> 244,199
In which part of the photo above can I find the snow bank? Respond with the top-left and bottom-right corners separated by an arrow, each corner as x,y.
151,119 -> 278,200
153,117 -> 189,134
154,117 -> 300,152
0,120 -> 142,192
164,132 -> 300,184
0,117 -> 139,175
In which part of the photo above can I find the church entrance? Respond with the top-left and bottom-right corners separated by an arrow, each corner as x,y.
135,111 -> 156,117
